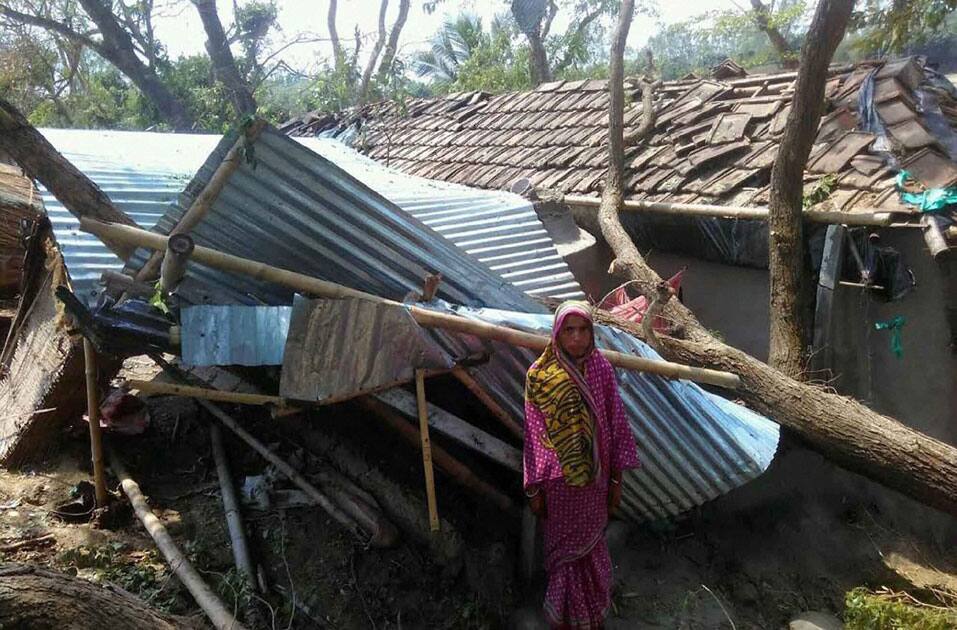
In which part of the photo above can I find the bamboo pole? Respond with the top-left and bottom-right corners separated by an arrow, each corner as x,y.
126,379 -> 291,408
209,424 -> 257,587
108,448 -> 249,630
415,370 -> 440,532
450,366 -> 524,440
134,120 -> 266,283
196,396 -> 399,548
562,194 -> 896,227
357,396 -> 514,512
79,218 -> 741,389
82,338 -> 108,507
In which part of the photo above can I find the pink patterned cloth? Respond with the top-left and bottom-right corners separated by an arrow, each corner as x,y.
524,350 -> 640,628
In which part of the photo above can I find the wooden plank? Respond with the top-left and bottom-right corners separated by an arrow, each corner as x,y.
375,388 -> 522,473
414,371 -> 440,532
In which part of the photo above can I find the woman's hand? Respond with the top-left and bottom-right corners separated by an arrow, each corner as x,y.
528,487 -> 546,518
608,472 -> 622,513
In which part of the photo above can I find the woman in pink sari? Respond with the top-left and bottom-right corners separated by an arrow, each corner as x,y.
524,301 -> 640,629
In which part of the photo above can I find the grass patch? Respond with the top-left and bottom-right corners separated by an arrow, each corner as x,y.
845,587 -> 957,630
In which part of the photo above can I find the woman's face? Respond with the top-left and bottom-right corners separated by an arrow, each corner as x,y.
557,314 -> 593,360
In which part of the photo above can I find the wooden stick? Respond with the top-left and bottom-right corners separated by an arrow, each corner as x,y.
451,366 -> 524,439
134,120 -> 266,283
376,388 -> 522,472
83,338 -> 108,507
563,194 -> 896,227
197,396 -> 398,548
357,396 -> 514,513
99,270 -> 154,298
79,218 -> 741,389
209,424 -> 257,588
126,379 -> 291,408
108,448 -> 249,630
415,370 -> 440,532
0,533 -> 55,552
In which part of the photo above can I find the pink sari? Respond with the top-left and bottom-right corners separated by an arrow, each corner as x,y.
524,309 -> 640,628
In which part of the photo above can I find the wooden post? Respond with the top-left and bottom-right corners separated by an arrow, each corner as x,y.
82,338 -> 108,507
415,369 -> 440,532
109,448 -> 249,630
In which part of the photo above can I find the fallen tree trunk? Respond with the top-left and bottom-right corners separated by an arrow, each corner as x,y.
596,1 -> 957,518
0,98 -> 138,260
0,564 -> 197,629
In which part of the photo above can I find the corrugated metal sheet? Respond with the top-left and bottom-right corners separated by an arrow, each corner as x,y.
47,127 -> 778,522
181,305 -> 292,366
296,138 -> 584,300
38,129 -> 220,303
39,129 -> 582,304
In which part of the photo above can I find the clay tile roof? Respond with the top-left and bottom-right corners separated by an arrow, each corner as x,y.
281,57 -> 957,228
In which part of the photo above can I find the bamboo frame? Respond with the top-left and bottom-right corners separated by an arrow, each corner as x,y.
415,370 -> 440,532
83,338 -> 108,507
562,194 -> 896,227
80,218 -> 741,390
126,379 -> 290,407
109,448 -> 248,630
209,423 -> 257,589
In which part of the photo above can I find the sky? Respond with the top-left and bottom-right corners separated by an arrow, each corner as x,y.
153,0 -> 742,71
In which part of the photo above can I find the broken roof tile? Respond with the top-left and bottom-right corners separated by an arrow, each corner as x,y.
887,119 -> 937,150
902,148 -> 957,188
687,140 -> 751,171
807,131 -> 875,173
706,112 -> 752,144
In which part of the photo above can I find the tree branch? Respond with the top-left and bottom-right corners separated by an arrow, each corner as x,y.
375,0 -> 410,85
358,0 -> 388,105
0,4 -> 101,52
553,5 -> 603,74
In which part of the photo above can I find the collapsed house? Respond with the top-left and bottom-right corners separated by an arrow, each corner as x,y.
282,56 -> 957,473
0,124 -> 779,528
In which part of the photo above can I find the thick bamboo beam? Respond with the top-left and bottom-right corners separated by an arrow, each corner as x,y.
80,218 -> 741,389
126,379 -> 291,408
82,339 -> 108,507
563,194 -> 895,227
134,120 -> 266,282
415,370 -> 440,532
109,449 -> 249,630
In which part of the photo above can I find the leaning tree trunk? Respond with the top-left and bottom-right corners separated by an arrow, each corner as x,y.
750,0 -> 799,69
0,564 -> 198,629
596,0 -> 957,518
768,0 -> 855,379
76,0 -> 194,131
0,98 -> 138,259
194,0 -> 258,116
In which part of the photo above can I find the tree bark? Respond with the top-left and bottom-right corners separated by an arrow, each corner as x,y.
193,0 -> 257,117
511,0 -> 552,85
0,97 -> 138,259
768,0 -> 854,378
750,0 -> 798,69
327,0 -> 344,70
0,564 -> 198,629
358,0 -> 389,105
594,0 -> 957,519
375,0 -> 410,86
75,0 -> 194,130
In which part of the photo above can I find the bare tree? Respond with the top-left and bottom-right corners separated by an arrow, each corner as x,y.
595,0 -> 957,518
375,0 -> 410,86
358,0 -> 389,105
0,0 -> 194,129
749,0 -> 799,69
193,0 -> 257,116
768,0 -> 855,378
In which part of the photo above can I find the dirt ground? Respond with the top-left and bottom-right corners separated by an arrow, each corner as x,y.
2,362 -> 956,629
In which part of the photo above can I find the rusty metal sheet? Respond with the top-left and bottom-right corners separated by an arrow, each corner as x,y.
706,113 -> 752,144
807,131 -> 875,173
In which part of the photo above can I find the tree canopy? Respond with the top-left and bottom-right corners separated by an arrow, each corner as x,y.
0,0 -> 953,131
